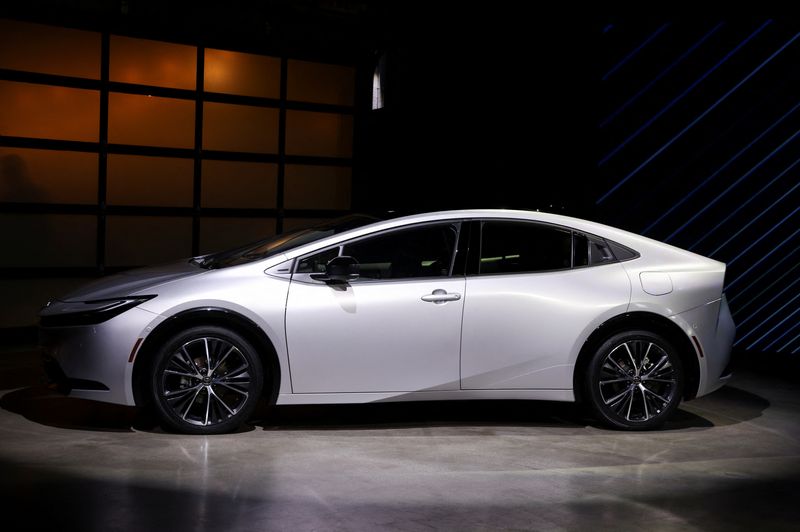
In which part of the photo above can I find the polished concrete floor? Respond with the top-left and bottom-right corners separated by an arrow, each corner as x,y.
0,346 -> 798,531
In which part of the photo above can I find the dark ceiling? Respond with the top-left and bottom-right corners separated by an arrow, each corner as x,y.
0,0 -> 381,62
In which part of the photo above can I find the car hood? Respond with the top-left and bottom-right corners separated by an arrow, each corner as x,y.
59,260 -> 206,302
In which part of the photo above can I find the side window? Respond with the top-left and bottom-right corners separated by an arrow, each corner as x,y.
607,240 -> 639,261
589,238 -> 615,265
342,223 -> 458,280
480,221 -> 572,274
296,247 -> 340,273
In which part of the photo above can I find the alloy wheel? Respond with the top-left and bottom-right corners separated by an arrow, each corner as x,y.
597,339 -> 678,424
160,336 -> 252,427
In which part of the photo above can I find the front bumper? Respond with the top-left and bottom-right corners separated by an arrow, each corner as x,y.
39,307 -> 162,406
42,353 -> 109,394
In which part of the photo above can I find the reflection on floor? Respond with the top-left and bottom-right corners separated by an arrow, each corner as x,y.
0,347 -> 798,531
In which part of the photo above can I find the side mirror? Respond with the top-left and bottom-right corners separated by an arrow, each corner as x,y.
310,255 -> 360,284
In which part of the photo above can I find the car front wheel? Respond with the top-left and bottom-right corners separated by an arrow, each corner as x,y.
586,331 -> 684,430
149,326 -> 264,434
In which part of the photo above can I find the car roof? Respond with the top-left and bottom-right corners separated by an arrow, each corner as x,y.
354,209 -> 634,242
255,208 -> 722,271
277,209 -> 632,260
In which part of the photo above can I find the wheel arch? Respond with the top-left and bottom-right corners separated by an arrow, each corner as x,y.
132,307 -> 281,408
573,311 -> 700,404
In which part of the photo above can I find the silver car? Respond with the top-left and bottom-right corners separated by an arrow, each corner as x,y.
39,210 -> 735,434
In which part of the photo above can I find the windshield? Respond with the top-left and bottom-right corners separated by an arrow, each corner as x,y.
191,214 -> 380,269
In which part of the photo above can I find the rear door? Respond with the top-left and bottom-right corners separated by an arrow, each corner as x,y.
460,220 -> 631,390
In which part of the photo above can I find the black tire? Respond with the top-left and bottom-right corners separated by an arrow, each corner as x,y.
149,326 -> 264,434
585,330 -> 684,430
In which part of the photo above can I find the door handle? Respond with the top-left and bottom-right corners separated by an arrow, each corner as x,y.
421,289 -> 462,304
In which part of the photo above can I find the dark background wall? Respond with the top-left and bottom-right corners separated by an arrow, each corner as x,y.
591,17 -> 800,356
1,2 -> 798,355
361,11 -> 800,357
357,10 -> 592,213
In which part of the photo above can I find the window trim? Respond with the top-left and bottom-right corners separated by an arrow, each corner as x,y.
466,218 -> 640,278
474,219 -> 573,277
291,220 -> 463,284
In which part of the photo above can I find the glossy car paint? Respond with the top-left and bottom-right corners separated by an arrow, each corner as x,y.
39,209 -> 735,409
286,276 -> 466,393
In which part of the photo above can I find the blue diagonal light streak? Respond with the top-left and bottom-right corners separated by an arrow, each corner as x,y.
734,276 -> 800,327
602,23 -> 671,81
689,154 -> 800,250
726,228 -> 800,290
597,22 -> 800,206
599,22 -> 724,128
598,21 -> 764,166
764,319 -> 800,351
726,206 -> 800,265
710,180 -> 800,255
642,100 -> 800,236
641,81 -> 789,230
732,261 -> 800,315
734,291 -> 800,345
779,330 -> 800,352
745,305 -> 800,350
665,126 -> 800,242
728,245 -> 800,304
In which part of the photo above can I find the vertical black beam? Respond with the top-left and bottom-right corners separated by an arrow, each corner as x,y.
192,46 -> 204,256
97,31 -> 110,275
276,56 -> 288,234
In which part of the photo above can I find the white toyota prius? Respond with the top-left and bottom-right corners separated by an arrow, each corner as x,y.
39,210 -> 735,434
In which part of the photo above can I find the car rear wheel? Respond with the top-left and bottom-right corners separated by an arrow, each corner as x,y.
149,326 -> 263,434
586,330 -> 684,430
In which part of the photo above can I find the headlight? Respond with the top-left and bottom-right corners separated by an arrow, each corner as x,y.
39,296 -> 156,327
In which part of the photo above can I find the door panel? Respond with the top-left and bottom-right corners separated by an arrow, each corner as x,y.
460,265 -> 630,389
286,277 -> 465,393
286,220 -> 464,393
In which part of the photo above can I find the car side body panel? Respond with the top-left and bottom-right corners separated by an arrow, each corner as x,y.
136,259 -> 294,396
460,263 -> 631,390
285,277 -> 466,393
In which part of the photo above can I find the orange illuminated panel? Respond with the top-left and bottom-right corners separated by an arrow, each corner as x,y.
0,148 -> 97,204
106,216 -> 192,266
285,111 -> 353,158
110,35 -> 196,89
0,214 -> 95,267
0,19 -> 100,79
107,154 -> 193,207
204,48 -> 280,98
203,103 -> 279,153
199,217 -> 276,254
202,160 -> 277,208
0,81 -> 99,141
108,93 -> 195,148
287,60 -> 355,106
284,165 -> 351,210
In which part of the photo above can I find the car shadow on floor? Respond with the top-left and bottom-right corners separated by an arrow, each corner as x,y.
0,384 -> 770,434
0,386 -> 141,432
254,398 -> 720,432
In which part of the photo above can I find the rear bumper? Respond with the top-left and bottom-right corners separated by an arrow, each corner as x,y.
673,295 -> 736,398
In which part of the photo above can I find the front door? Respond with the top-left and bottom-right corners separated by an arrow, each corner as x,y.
286,222 -> 465,393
